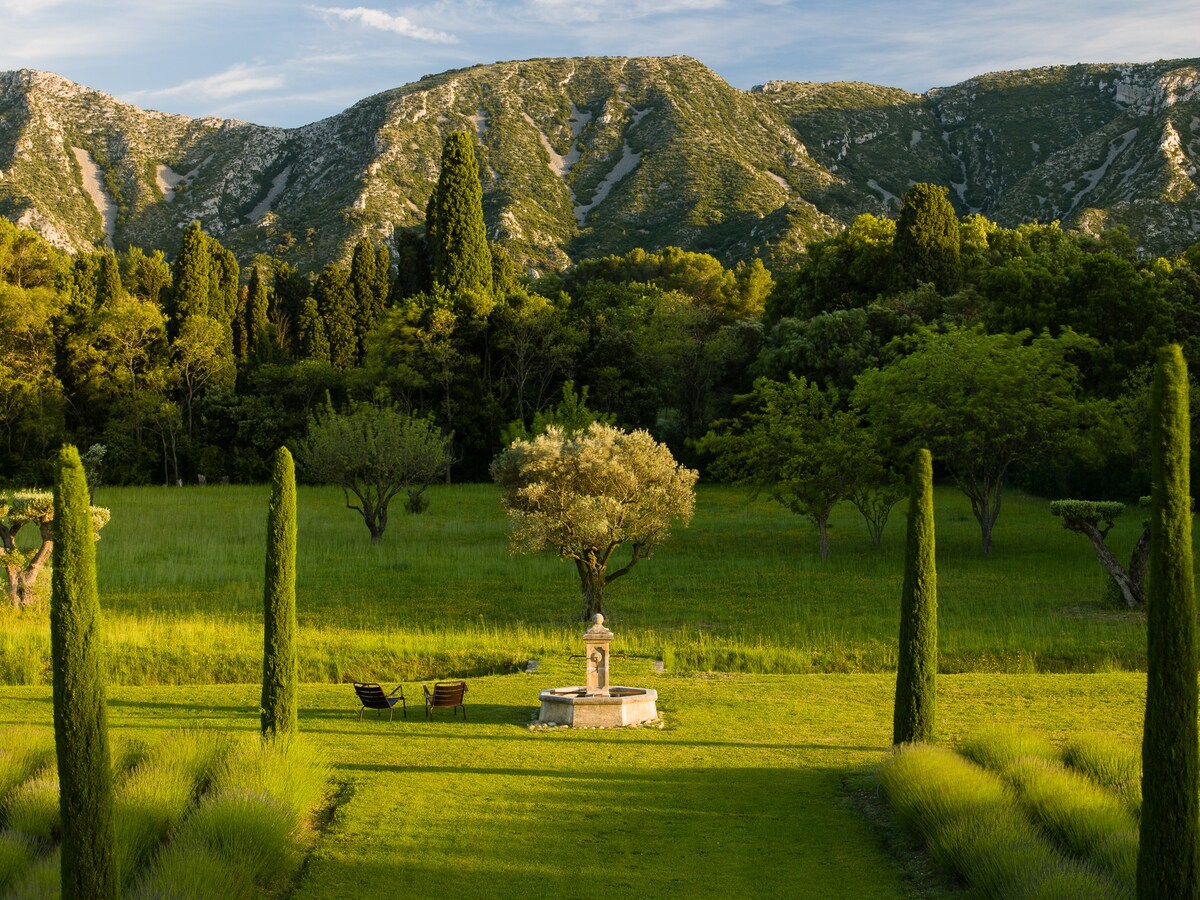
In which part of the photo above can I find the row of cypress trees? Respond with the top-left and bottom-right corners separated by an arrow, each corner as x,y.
47,444 -> 297,896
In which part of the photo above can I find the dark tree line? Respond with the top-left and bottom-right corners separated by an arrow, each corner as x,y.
5,159 -> 1200,523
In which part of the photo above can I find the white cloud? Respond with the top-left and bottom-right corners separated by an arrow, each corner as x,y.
133,63 -> 286,101
314,6 -> 457,43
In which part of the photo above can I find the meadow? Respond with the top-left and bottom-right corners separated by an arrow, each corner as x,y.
0,483 -> 1160,897
0,483 -> 1153,686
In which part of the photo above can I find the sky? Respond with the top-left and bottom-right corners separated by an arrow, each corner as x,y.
2,0 -> 1199,128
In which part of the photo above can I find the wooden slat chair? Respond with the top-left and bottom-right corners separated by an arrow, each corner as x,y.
353,682 -> 406,720
424,681 -> 468,719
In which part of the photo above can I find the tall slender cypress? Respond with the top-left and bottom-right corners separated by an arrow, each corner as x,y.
51,445 -> 117,898
261,446 -> 298,738
1138,344 -> 1198,899
892,182 -> 961,293
427,131 -> 493,297
893,448 -> 937,745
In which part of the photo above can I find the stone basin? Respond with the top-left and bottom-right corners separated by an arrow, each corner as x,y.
537,685 -> 658,727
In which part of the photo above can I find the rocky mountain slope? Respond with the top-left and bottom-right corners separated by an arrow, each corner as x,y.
1,56 -> 1198,271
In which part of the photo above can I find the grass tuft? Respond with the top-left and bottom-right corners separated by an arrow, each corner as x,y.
958,726 -> 1055,771
1061,733 -> 1141,810
0,829 -> 36,893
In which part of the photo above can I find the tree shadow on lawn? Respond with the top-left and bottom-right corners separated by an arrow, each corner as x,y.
297,763 -> 906,899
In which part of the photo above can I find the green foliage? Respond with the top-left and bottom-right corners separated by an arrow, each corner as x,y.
1050,499 -> 1126,529
2,489 -> 109,609
294,401 -> 450,540
1139,343 -> 1199,898
881,744 -> 1121,898
500,380 -> 613,445
853,326 -> 1088,554
700,375 -> 865,558
1062,733 -> 1142,810
295,296 -> 330,363
427,132 -> 493,298
244,264 -> 269,357
491,423 -> 697,620
893,448 -> 936,744
49,445 -> 117,899
314,263 -> 357,371
957,726 -> 1055,771
892,183 -> 961,293
261,447 -> 297,738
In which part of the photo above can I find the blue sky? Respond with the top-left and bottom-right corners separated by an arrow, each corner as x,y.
2,0 -> 1199,127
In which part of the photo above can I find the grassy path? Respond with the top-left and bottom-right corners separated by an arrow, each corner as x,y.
0,667 -> 1147,898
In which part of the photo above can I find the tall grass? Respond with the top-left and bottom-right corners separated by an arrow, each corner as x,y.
881,744 -> 1122,898
1062,733 -> 1142,811
958,726 -> 1055,771
0,484 -> 1157,683
0,729 -> 53,818
134,736 -> 330,898
1003,758 -> 1137,889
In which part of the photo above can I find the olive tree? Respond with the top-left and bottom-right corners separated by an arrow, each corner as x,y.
491,423 -> 697,621
2,490 -> 109,609
294,401 -> 450,541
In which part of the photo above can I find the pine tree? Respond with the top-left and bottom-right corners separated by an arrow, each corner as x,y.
172,220 -> 212,322
893,448 -> 937,745
50,445 -> 117,898
427,131 -> 493,297
1138,344 -> 1199,899
315,263 -> 357,371
892,183 -> 961,293
261,446 -> 298,738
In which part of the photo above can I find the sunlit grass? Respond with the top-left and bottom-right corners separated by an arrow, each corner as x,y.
0,484 -> 1154,685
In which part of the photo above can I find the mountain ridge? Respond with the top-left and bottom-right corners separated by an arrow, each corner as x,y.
1,55 -> 1198,271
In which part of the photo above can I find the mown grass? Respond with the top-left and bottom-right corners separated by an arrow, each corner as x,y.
0,484 -> 1154,685
0,671 -> 1151,899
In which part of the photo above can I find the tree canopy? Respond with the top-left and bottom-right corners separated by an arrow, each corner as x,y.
294,400 -> 450,540
491,423 -> 697,620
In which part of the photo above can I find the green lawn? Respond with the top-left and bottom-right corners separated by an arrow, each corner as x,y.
0,670 -> 1147,898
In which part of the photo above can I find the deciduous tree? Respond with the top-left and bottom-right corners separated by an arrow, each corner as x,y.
2,490 -> 109,608
295,401 -> 450,540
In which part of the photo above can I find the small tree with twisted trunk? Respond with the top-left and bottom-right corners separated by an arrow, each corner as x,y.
1,491 -> 109,609
491,423 -> 697,621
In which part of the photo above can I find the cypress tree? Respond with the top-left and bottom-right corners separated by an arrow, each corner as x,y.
427,131 -> 493,297
393,230 -> 431,300
893,448 -> 937,745
1138,344 -> 1199,899
295,296 -> 330,363
172,220 -> 212,322
246,264 -> 270,354
94,250 -> 123,308
350,238 -> 382,361
262,446 -> 298,738
892,183 -> 961,293
315,263 -> 357,371
374,242 -> 392,309
50,445 -> 117,898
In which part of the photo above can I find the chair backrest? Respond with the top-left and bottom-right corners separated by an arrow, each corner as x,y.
430,681 -> 466,705
354,682 -> 390,709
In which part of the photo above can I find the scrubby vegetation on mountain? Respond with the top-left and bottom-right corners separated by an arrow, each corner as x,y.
3,56 -> 1199,272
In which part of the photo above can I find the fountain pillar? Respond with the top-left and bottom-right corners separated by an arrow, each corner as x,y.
583,614 -> 613,696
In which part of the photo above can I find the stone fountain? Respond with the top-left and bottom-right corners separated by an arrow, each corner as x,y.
538,614 -> 658,727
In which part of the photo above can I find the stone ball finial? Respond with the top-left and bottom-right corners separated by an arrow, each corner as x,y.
592,613 -> 604,627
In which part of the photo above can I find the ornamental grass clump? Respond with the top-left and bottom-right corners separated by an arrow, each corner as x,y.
1062,733 -> 1141,811
958,726 -> 1055,772
0,831 -> 35,892
881,744 -> 1120,898
135,736 -> 329,897
1004,757 -> 1138,887
0,729 -> 53,814
5,772 -> 59,844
